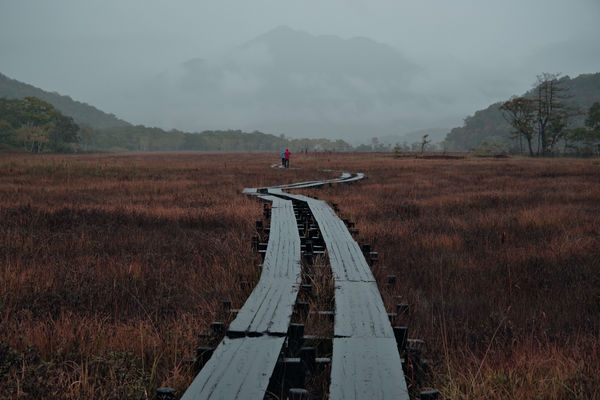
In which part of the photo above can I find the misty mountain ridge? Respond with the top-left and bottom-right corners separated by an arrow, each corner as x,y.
126,26 -> 457,142
242,26 -> 420,79
0,73 -> 130,130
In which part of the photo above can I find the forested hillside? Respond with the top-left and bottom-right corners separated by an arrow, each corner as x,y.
0,97 -> 79,152
0,73 -> 130,129
444,73 -> 600,152
0,73 -> 351,153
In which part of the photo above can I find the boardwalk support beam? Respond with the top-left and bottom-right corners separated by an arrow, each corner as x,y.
420,390 -> 440,400
156,388 -> 176,400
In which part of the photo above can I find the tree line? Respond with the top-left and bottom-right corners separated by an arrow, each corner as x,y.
0,97 -> 79,152
85,126 -> 353,153
501,73 -> 600,156
0,96 -> 352,153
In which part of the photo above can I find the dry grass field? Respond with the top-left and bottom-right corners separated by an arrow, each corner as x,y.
1,152 -> 599,399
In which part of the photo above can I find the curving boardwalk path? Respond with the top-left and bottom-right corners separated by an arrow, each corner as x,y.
182,195 -> 300,400
280,191 -> 407,400
227,195 -> 301,336
182,170 -> 408,400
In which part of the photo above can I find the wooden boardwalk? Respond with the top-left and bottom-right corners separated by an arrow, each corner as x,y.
282,193 -> 408,399
228,195 -> 301,336
182,336 -> 285,400
183,171 -> 408,400
182,196 -> 300,399
330,337 -> 408,399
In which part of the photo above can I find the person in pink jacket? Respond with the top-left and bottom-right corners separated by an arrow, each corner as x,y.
284,148 -> 291,168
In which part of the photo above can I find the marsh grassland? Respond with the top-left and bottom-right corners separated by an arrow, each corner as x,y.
0,152 -> 598,399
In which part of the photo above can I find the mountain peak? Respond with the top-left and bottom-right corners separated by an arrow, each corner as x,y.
268,25 -> 302,35
148,27 -> 424,138
239,26 -> 417,75
246,25 -> 312,46
251,26 -> 383,48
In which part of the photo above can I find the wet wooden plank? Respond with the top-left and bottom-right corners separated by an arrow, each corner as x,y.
271,173 -> 349,189
259,197 -> 302,280
322,237 -> 374,282
306,199 -> 353,243
183,195 -> 299,397
330,337 -> 409,400
342,172 -> 364,183
283,193 -> 407,399
228,195 -> 301,335
284,195 -> 374,282
227,277 -> 299,335
290,197 -> 391,337
181,336 -> 285,400
245,172 -> 363,193
334,281 -> 394,338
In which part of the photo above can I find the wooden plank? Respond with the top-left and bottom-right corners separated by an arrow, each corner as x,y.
284,195 -> 374,282
260,197 -> 302,281
183,194 -> 299,398
329,337 -> 409,400
228,195 -> 301,335
306,199 -> 353,243
281,173 -> 355,189
321,237 -> 374,282
245,172 -> 363,194
286,195 -> 391,337
181,336 -> 285,400
342,172 -> 364,183
334,281 -> 394,338
282,192 -> 408,399
227,277 -> 299,335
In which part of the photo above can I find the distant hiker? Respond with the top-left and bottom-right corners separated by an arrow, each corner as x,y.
281,149 -> 285,167
305,148 -> 308,155
284,148 -> 291,168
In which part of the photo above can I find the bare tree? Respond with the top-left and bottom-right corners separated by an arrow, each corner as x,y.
420,134 -> 431,154
502,74 -> 571,156
500,97 -> 536,156
534,73 -> 569,154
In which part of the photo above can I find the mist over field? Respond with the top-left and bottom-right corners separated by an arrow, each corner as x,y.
1,0 -> 599,144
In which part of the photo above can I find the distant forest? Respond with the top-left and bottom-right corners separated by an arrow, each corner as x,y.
83,126 -> 353,153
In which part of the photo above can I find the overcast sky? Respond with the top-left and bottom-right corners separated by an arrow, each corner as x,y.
1,0 -> 599,137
